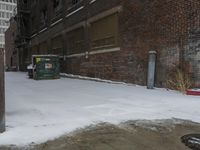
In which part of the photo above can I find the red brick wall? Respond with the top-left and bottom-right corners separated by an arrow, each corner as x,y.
26,0 -> 200,87
5,19 -> 18,70
65,0 -> 200,87
119,0 -> 200,86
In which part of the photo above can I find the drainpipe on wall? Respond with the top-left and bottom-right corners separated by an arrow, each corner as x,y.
17,48 -> 19,71
147,51 -> 157,89
0,48 -> 5,133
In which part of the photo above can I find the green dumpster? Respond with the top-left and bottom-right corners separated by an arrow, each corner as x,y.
32,55 -> 60,80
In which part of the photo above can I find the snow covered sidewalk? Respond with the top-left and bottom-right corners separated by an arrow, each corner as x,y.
0,72 -> 199,146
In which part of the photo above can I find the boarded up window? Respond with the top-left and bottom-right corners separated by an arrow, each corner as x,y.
67,27 -> 84,55
52,36 -> 63,55
90,13 -> 119,50
39,42 -> 48,54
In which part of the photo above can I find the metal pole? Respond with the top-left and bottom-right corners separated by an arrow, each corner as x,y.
147,51 -> 157,89
0,48 -> 5,133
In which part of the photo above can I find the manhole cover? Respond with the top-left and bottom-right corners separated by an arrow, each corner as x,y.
181,134 -> 200,150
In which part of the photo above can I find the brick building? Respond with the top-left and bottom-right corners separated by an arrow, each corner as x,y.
16,0 -> 200,87
5,17 -> 18,70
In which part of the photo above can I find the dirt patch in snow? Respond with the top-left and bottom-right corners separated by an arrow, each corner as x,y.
1,119 -> 200,150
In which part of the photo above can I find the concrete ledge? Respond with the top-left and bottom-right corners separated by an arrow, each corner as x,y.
60,73 -> 135,86
65,47 -> 120,58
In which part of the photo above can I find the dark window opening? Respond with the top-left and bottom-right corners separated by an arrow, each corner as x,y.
53,0 -> 62,12
23,0 -> 27,4
72,0 -> 80,5
31,0 -> 37,6
11,57 -> 13,66
40,8 -> 47,26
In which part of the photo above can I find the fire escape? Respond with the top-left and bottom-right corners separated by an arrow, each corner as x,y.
15,0 -> 31,70
16,0 -> 30,47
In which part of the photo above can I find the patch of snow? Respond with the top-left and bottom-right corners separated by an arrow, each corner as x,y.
191,137 -> 200,142
27,64 -> 33,70
0,72 -> 200,146
188,139 -> 200,145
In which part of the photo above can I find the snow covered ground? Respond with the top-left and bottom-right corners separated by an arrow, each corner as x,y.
0,72 -> 200,146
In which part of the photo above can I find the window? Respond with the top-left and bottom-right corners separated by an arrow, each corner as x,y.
0,28 -> 7,34
6,12 -> 9,18
40,7 -> 47,27
0,44 -> 4,48
67,0 -> 82,9
67,27 -> 84,55
23,0 -> 27,4
90,13 -> 119,50
53,0 -> 62,12
0,35 -> 5,42
31,0 -> 37,6
71,0 -> 80,5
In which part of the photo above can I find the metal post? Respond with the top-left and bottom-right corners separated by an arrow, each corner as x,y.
0,48 -> 5,133
147,51 -> 157,89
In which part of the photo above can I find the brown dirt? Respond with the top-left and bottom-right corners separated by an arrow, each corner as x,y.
1,119 -> 200,150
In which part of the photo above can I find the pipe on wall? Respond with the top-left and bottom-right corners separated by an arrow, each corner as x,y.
147,51 -> 157,89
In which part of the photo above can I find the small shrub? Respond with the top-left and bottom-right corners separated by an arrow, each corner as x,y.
167,69 -> 192,93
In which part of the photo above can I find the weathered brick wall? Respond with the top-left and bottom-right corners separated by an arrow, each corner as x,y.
64,0 -> 200,87
66,51 -> 132,82
65,49 -> 148,85
5,19 -> 18,70
185,30 -> 200,87
119,0 -> 200,86
29,0 -> 200,87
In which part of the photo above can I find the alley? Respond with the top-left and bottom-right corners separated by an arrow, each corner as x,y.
0,72 -> 199,147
